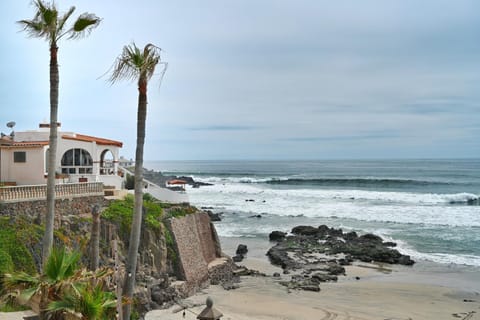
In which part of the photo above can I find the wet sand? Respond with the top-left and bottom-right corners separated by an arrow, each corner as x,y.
146,236 -> 480,320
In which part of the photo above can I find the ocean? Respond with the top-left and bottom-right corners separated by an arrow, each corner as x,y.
145,159 -> 480,267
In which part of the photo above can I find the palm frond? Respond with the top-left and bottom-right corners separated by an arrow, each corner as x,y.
44,247 -> 80,282
109,42 -> 164,86
19,0 -> 100,45
67,13 -> 101,40
47,293 -> 78,315
17,0 -> 58,43
2,272 -> 40,291
38,2 -> 57,27
57,6 -> 75,36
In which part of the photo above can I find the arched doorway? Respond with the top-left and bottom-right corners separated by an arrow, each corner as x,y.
100,149 -> 115,175
61,148 -> 93,174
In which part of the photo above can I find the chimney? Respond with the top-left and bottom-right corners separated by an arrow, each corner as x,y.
39,122 -> 61,128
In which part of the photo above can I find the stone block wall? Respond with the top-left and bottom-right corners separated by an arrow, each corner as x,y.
167,212 -> 222,285
0,196 -> 104,219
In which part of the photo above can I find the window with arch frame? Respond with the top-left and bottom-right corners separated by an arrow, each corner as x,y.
61,148 -> 93,174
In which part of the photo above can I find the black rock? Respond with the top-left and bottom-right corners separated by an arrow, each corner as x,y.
359,233 -> 383,243
311,273 -> 338,282
269,231 -> 287,242
236,244 -> 248,255
206,210 -> 222,222
232,254 -> 244,262
383,241 -> 397,247
291,225 -> 319,236
398,255 -> 415,265
325,264 -> 346,275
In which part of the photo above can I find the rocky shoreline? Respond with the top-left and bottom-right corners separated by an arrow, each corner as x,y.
230,224 -> 414,292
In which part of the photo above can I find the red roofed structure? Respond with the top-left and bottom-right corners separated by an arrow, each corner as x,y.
0,122 -> 123,187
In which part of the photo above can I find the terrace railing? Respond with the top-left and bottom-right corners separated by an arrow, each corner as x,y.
0,182 -> 104,203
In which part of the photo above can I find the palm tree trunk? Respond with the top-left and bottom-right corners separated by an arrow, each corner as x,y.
122,80 -> 148,320
43,44 -> 59,270
89,204 -> 101,271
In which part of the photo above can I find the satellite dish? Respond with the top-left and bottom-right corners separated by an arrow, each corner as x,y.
6,121 -> 15,128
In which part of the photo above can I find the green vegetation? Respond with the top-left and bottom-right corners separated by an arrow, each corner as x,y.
0,217 -> 39,274
2,247 -> 116,319
125,173 -> 135,190
101,194 -> 164,235
167,205 -> 197,218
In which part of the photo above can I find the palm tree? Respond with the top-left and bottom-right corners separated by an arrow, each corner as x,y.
18,0 -> 101,269
2,247 -> 114,320
2,246 -> 81,319
48,282 -> 117,320
109,43 -> 167,320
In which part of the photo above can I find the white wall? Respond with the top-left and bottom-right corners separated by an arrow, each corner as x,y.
3,148 -> 46,185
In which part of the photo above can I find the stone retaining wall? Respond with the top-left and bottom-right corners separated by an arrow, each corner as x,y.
208,257 -> 235,285
166,212 -> 223,286
0,195 -> 104,219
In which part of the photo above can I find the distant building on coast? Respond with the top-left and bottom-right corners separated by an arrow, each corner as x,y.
0,121 -> 123,189
0,121 -> 188,205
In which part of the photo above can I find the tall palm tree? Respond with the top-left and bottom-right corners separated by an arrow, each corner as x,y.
18,0 -> 101,269
109,43 -> 167,320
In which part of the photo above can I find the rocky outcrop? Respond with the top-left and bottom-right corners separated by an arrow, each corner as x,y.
266,224 -> 414,292
268,225 -> 414,269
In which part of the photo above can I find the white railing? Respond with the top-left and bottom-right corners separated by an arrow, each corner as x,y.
0,182 -> 104,203
118,166 -> 189,204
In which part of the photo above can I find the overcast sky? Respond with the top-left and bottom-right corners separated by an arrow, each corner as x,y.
1,0 -> 479,160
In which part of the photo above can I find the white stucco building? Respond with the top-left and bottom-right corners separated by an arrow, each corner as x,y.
0,123 -> 124,189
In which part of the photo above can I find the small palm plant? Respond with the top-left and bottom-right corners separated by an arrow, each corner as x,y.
2,247 -> 115,320
48,282 -> 117,320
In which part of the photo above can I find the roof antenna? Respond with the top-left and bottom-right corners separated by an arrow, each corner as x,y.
6,121 -> 15,138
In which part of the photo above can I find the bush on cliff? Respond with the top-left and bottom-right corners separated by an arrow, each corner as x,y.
0,217 -> 38,274
101,194 -> 164,238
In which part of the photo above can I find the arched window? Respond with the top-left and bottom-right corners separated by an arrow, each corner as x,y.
100,149 -> 114,175
61,148 -> 93,174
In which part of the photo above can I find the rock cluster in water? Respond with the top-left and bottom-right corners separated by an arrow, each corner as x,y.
266,225 -> 414,292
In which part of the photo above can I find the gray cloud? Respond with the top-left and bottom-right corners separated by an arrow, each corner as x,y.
2,0 -> 479,160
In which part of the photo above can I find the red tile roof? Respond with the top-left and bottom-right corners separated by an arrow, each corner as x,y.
62,134 -> 123,147
2,141 -> 49,148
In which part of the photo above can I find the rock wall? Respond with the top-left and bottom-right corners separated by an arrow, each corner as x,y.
0,196 -> 104,219
166,212 -> 223,286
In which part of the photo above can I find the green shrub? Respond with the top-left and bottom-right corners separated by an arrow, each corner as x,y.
0,250 -> 13,274
0,218 -> 37,274
102,194 -> 164,234
125,174 -> 135,190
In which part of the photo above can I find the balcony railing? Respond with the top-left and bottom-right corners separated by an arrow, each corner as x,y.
0,182 -> 104,203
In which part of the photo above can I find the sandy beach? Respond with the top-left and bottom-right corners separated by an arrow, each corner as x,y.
146,236 -> 480,320
2,237 -> 479,320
